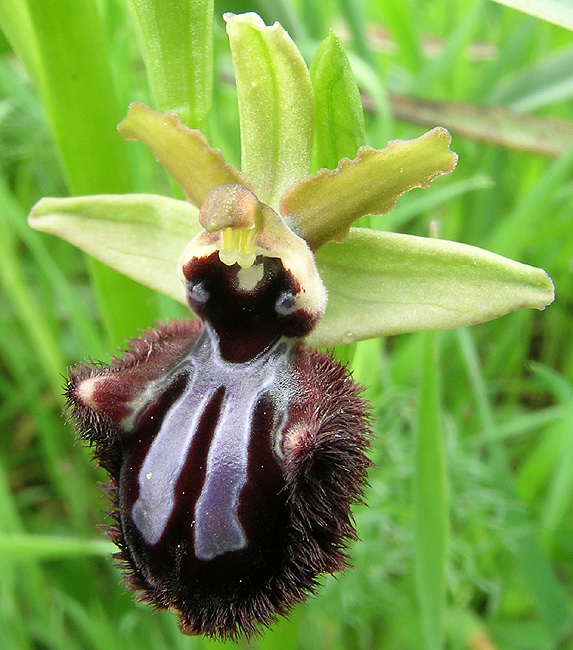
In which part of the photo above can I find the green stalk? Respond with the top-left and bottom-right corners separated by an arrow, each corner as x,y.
414,331 -> 448,650
126,0 -> 213,132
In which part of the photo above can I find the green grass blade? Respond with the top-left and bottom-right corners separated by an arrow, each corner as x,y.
539,397 -> 573,549
414,332 -> 448,650
336,0 -> 375,66
415,0 -> 484,95
1,0 -> 161,347
1,180 -> 107,361
0,179 -> 66,394
0,460 -> 52,649
456,328 -> 569,641
0,535 -> 114,560
489,46 -> 573,112
370,0 -> 422,72
126,0 -> 213,132
0,0 -> 38,85
12,0 -> 132,196
487,144 -> 573,258
516,412 -> 567,503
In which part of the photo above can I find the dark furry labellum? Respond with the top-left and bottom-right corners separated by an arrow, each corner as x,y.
66,186 -> 371,640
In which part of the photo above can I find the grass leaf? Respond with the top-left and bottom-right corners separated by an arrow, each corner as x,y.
414,332 -> 448,650
126,0 -> 213,132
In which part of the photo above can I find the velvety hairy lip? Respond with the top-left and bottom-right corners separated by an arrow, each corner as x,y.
66,185 -> 372,640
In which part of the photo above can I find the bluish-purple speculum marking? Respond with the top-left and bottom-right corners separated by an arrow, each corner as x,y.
132,324 -> 292,559
66,183 -> 371,640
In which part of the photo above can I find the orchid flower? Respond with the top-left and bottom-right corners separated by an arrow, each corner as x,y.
28,12 -> 553,640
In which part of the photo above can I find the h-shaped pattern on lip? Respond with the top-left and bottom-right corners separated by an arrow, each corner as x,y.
131,324 -> 292,560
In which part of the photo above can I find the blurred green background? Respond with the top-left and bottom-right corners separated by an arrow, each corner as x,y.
1,0 -> 572,648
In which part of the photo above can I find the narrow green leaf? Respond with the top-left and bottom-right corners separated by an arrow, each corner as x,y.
492,0 -> 573,31
0,181 -> 66,395
539,398 -> 573,548
2,0 -> 160,347
414,331 -> 448,650
489,46 -> 573,112
29,194 -> 199,305
0,535 -> 114,561
280,128 -> 457,250
118,102 -> 250,208
225,12 -> 314,209
309,228 -> 554,348
126,0 -> 213,132
310,30 -> 365,170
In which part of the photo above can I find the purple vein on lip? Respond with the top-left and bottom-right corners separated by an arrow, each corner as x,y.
132,325 -> 291,560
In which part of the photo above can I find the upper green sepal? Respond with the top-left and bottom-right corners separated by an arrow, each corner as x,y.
224,12 -> 314,209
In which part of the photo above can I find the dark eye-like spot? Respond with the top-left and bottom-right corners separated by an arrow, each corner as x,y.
276,291 -> 297,316
187,280 -> 209,304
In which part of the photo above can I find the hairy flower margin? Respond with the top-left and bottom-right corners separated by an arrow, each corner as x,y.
29,11 -> 554,641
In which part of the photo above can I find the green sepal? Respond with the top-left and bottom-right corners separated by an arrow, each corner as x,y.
280,127 -> 458,250
225,12 -> 314,209
29,195 -> 555,348
29,194 -> 198,305
308,228 -> 555,348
